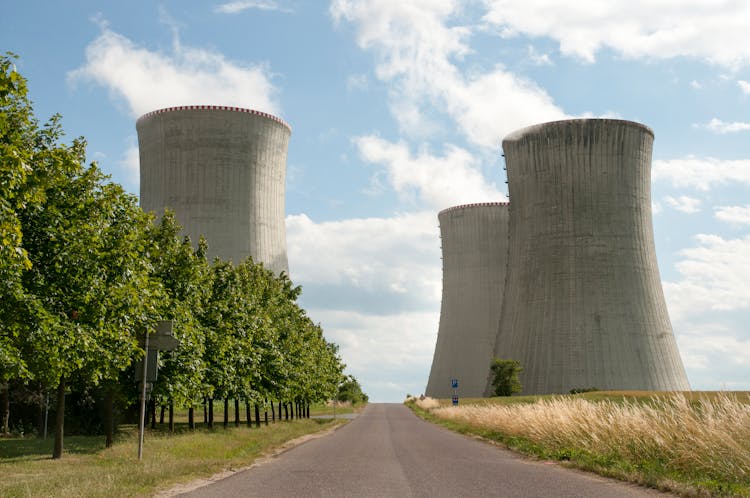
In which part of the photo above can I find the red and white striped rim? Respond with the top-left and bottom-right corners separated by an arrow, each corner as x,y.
439,201 -> 510,216
137,105 -> 291,131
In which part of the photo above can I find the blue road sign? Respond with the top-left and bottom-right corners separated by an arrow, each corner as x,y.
452,395 -> 459,406
451,378 -> 458,389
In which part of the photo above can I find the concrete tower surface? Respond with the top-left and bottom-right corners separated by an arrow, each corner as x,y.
137,105 -> 291,275
426,202 -> 510,398
491,119 -> 689,395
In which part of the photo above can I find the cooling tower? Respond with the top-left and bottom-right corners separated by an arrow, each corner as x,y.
426,202 -> 510,398
137,105 -> 290,275
490,119 -> 689,395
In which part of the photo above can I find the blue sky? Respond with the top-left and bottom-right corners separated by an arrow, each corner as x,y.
3,1 -> 749,402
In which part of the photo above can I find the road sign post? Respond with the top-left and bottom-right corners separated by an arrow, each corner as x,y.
137,320 -> 179,460
451,378 -> 459,406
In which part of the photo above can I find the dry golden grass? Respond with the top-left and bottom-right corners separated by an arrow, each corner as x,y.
414,396 -> 441,410
429,393 -> 750,489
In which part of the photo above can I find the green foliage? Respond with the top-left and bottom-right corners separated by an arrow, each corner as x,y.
490,358 -> 522,396
337,375 -> 368,405
570,387 -> 598,394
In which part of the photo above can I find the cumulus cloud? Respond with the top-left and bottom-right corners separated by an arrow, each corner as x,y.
306,308 -> 438,400
214,0 -> 292,14
739,80 -> 750,95
482,0 -> 750,69
286,211 -> 442,306
354,135 -> 504,210
331,0 -> 566,148
652,157 -> 750,191
698,118 -> 750,134
118,142 -> 140,191
715,205 -> 750,225
69,27 -> 279,117
664,195 -> 702,214
664,234 -> 750,322
663,234 -> 750,389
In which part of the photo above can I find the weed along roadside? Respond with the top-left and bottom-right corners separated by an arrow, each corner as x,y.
406,392 -> 750,497
0,406 -> 352,498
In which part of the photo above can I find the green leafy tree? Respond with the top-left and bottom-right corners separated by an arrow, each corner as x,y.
337,375 -> 368,405
148,213 -> 210,430
490,358 -> 522,396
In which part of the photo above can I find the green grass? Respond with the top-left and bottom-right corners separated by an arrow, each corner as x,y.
1,417 -> 345,498
408,392 -> 750,497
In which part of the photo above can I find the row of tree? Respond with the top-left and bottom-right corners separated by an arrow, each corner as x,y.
0,54 -> 350,458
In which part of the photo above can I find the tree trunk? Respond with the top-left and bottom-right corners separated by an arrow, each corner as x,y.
254,404 -> 261,428
105,387 -> 114,448
36,384 -> 44,437
245,401 -> 251,427
150,399 -> 156,429
284,402 -> 288,420
52,378 -> 65,459
278,401 -> 282,421
264,402 -> 268,426
234,398 -> 240,427
1,383 -> 9,434
159,404 -> 165,424
223,398 -> 229,429
168,401 -> 174,432
208,398 -> 214,428
203,397 -> 208,424
188,406 -> 195,430
271,400 -> 275,423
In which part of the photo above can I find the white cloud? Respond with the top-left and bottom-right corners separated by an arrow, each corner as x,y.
664,195 -> 701,214
287,210 -> 444,400
308,308 -> 438,400
331,0 -> 566,148
70,27 -> 278,117
214,0 -> 292,14
676,324 -> 750,371
663,234 -> 750,390
698,118 -> 750,134
482,0 -> 750,69
652,157 -> 750,191
346,73 -> 369,91
286,211 -> 442,304
690,80 -> 702,90
354,135 -> 504,210
664,234 -> 750,322
527,45 -> 553,66
739,80 -> 750,95
715,205 -> 750,225
118,143 -> 140,190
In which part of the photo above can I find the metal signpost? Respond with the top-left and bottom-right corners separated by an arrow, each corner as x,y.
451,378 -> 459,406
137,320 -> 179,460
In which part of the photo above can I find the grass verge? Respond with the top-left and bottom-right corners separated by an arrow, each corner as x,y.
1,418 -> 345,498
407,392 -> 750,497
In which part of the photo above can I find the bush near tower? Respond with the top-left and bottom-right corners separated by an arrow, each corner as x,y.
489,358 -> 522,396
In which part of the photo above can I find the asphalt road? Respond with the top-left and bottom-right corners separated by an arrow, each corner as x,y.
178,403 -> 669,498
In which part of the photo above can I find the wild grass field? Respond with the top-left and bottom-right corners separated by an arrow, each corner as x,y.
0,405 -> 348,498
408,391 -> 750,497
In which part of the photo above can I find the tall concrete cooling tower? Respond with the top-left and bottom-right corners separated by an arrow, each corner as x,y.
490,119 -> 689,395
426,203 -> 510,398
137,105 -> 290,275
